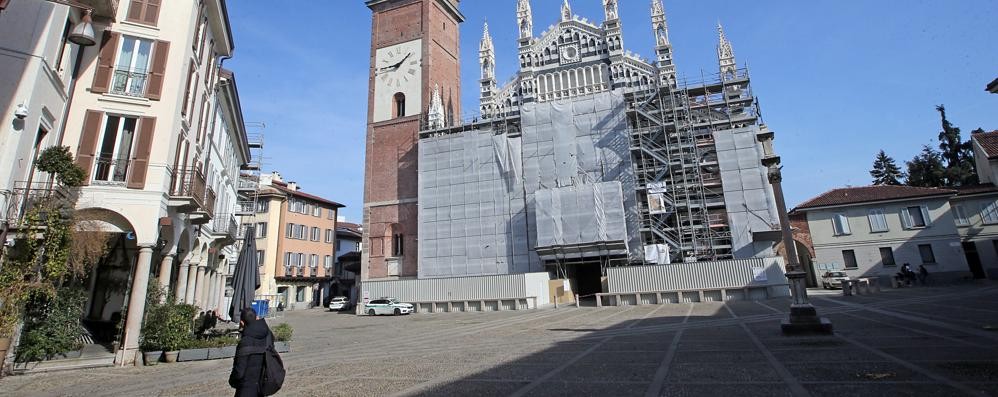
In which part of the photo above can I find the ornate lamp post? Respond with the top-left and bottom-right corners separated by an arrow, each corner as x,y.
767,164 -> 833,334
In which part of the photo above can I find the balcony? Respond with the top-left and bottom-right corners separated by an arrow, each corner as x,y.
209,213 -> 237,244
204,188 -> 217,217
91,157 -> 129,186
168,168 -> 207,216
110,69 -> 147,97
78,0 -> 118,20
2,182 -> 76,227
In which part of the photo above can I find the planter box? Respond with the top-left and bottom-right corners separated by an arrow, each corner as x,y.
143,351 -> 163,366
207,346 -> 237,360
274,342 -> 290,353
177,348 -> 209,362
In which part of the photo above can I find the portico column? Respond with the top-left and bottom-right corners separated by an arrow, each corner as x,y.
120,245 -> 154,366
185,263 -> 200,304
193,265 -> 206,308
157,254 -> 175,301
208,272 -> 219,310
216,274 -> 227,314
175,261 -> 190,302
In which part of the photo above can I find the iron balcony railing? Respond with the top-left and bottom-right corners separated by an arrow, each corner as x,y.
2,181 -> 76,226
210,213 -> 237,239
204,188 -> 217,217
92,156 -> 129,185
170,167 -> 207,209
111,69 -> 147,97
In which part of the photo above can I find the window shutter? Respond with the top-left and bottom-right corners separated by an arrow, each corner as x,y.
75,110 -> 103,186
91,31 -> 119,94
145,40 -> 169,100
900,208 -> 913,229
126,0 -> 144,21
143,0 -> 160,25
920,206 -> 931,227
126,116 -> 156,189
839,215 -> 850,235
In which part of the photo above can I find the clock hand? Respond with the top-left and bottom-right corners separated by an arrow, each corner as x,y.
390,53 -> 412,71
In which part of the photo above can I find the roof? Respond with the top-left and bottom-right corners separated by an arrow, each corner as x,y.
795,185 -> 956,210
972,130 -> 998,159
954,183 -> 998,196
988,77 -> 998,93
336,223 -> 362,239
271,185 -> 345,208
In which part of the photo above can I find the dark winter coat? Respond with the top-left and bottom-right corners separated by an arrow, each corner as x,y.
229,314 -> 273,397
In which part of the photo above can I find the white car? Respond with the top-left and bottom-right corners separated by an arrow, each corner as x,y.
328,296 -> 349,311
365,298 -> 413,316
821,271 -> 850,289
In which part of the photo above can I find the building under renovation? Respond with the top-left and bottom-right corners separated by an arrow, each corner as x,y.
410,0 -> 782,296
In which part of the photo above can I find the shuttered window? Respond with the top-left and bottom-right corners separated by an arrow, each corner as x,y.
76,110 -> 104,185
831,214 -> 851,236
126,0 -> 161,26
900,206 -> 930,229
952,204 -> 970,226
91,32 -> 120,94
126,116 -> 155,189
867,209 -> 888,233
981,201 -> 998,224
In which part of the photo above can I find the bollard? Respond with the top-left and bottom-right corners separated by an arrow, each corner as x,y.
575,294 -> 580,308
842,280 -> 853,296
554,296 -> 559,309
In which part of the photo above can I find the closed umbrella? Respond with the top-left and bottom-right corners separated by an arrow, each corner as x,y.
229,225 -> 260,324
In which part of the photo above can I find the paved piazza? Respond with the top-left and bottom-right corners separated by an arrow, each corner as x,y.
2,284 -> 998,396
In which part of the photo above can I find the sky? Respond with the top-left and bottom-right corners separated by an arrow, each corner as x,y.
225,0 -> 998,223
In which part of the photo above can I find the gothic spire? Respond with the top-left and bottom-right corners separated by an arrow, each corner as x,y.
516,0 -> 533,40
603,0 -> 619,21
651,0 -> 675,87
428,84 -> 445,129
561,0 -> 572,22
480,21 -> 495,80
480,21 -> 494,54
717,23 -> 737,80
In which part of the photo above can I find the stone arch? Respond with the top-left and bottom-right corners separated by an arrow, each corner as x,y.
75,207 -> 139,241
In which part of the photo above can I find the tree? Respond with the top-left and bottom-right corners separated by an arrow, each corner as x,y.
906,145 -> 946,187
935,105 -> 976,186
870,150 -> 904,185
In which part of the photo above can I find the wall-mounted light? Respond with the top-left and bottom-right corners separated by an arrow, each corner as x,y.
67,9 -> 95,46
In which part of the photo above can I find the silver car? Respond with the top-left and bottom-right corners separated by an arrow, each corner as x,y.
328,296 -> 349,311
821,271 -> 850,289
365,298 -> 414,316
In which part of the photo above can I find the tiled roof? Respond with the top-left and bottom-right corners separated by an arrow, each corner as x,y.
271,185 -> 345,208
795,185 -> 956,210
988,77 -> 998,93
954,183 -> 998,196
972,130 -> 998,159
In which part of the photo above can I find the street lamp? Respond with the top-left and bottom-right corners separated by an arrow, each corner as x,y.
67,9 -> 95,46
767,164 -> 833,334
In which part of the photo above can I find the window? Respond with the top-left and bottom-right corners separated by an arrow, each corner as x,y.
112,36 -> 153,96
313,206 -> 322,217
879,247 -> 896,267
54,19 -> 72,72
256,222 -> 267,238
981,201 -> 998,224
832,214 -> 851,236
867,209 -> 888,233
296,286 -> 306,302
94,115 -> 137,183
901,206 -> 930,229
304,203 -> 312,216
392,233 -> 404,257
125,0 -> 160,26
953,204 -> 970,226
284,252 -> 292,268
336,240 -> 342,251
393,92 -> 406,118
256,250 -> 265,265
297,253 -> 306,269
842,250 -> 858,269
328,209 -> 335,219
256,200 -> 269,213
918,244 -> 936,264
325,229 -> 334,243
324,255 -> 333,269
311,227 -> 320,242
286,223 -> 294,238
310,254 -> 319,268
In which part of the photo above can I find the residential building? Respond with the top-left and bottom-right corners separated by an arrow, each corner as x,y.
362,0 -> 784,299
250,172 -> 344,311
0,0 -> 249,366
333,221 -> 362,301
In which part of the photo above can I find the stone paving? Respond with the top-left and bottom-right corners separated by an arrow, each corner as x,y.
2,284 -> 998,396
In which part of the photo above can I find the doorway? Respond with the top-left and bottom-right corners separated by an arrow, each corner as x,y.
962,242 -> 986,279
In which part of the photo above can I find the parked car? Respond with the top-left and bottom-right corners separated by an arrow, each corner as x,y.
328,296 -> 349,311
365,298 -> 413,316
821,271 -> 850,289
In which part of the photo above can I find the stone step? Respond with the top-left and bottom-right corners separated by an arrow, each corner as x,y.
12,355 -> 114,374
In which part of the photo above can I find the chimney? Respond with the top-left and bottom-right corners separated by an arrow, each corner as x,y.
288,182 -> 299,191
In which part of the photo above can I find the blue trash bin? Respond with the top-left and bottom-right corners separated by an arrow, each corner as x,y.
249,300 -> 263,317
257,300 -> 270,318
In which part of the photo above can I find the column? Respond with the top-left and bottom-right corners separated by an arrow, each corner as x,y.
209,272 -> 219,311
157,254 -> 175,302
218,274 -> 227,315
193,265 -> 206,308
186,263 -> 200,305
120,245 -> 154,366
175,261 -> 190,303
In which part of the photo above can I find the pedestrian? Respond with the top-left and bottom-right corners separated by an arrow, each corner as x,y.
918,264 -> 929,285
229,307 -> 274,397
902,263 -> 915,286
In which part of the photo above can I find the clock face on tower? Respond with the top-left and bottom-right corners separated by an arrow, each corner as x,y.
373,39 -> 423,123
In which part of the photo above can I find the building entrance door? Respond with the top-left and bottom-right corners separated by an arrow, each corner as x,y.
962,242 -> 986,279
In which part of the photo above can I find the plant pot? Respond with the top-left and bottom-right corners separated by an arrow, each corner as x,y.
163,351 -> 180,363
208,346 -> 237,360
274,341 -> 290,353
177,348 -> 209,362
143,351 -> 163,366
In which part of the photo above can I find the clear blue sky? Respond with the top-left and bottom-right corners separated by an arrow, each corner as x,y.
226,1 -> 998,222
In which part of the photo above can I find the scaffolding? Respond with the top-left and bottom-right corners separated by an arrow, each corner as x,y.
235,122 -> 265,235
625,67 -> 759,262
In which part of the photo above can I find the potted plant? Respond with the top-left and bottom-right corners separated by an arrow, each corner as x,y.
207,336 -> 239,360
272,323 -> 293,353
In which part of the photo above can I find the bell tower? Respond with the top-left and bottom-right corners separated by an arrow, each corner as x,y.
362,0 -> 464,282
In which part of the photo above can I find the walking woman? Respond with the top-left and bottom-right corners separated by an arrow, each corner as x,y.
229,308 -> 274,397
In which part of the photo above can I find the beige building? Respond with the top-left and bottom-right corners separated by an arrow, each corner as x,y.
249,172 -> 343,311
1,0 -> 251,366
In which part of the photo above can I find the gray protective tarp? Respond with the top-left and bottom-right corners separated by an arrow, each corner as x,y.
228,225 -> 260,323
534,181 -> 628,251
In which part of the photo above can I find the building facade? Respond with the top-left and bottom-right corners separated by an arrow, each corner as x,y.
362,0 -> 785,298
250,172 -> 343,311
1,0 -> 251,366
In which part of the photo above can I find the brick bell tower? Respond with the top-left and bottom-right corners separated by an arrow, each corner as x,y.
361,0 -> 464,283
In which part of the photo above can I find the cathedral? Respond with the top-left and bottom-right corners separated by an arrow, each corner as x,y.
364,0 -> 784,297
